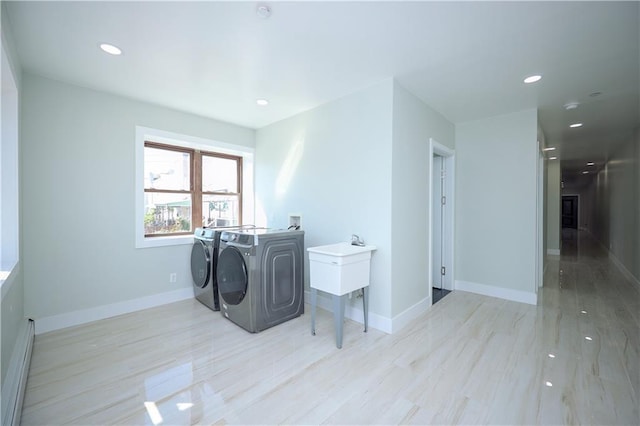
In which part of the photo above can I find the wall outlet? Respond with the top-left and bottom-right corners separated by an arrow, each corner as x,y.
169,273 -> 177,283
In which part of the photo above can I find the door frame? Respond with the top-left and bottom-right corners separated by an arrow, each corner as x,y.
428,138 -> 455,303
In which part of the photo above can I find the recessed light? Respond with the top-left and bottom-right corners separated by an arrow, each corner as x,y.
581,310 -> 587,314
587,162 -> 595,166
99,43 -> 122,55
548,353 -> 556,358
585,336 -> 593,341
564,102 -> 579,110
524,75 -> 542,84
582,171 -> 589,174
545,381 -> 553,387
549,157 -> 557,160
256,99 -> 269,106
543,147 -> 556,152
569,123 -> 583,128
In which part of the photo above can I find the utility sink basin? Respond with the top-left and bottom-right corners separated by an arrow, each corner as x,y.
307,242 -> 376,258
307,243 -> 376,295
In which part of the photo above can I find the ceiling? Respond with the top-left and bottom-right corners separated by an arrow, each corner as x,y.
5,1 -> 639,182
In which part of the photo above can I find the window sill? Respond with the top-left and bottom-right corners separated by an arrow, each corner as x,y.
136,234 -> 193,249
1,260 -> 19,299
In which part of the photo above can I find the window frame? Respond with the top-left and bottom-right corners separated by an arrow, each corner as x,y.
143,141 -> 243,238
1,42 -> 20,287
200,150 -> 244,228
135,126 -> 254,249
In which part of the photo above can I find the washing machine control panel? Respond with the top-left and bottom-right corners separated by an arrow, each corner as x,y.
220,231 -> 254,246
194,227 -> 216,240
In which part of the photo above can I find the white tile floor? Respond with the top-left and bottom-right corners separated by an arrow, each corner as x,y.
21,230 -> 639,425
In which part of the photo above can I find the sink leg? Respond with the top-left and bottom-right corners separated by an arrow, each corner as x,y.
310,288 -> 317,336
333,294 -> 346,349
363,287 -> 369,333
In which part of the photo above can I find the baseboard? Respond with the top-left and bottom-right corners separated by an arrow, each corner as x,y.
455,280 -> 537,305
304,290 -> 431,334
589,233 -> 640,291
390,297 -> 431,333
547,248 -> 561,256
1,319 -> 34,426
35,287 -> 194,335
608,251 -> 640,290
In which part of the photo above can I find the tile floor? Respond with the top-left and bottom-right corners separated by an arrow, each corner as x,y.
21,230 -> 639,425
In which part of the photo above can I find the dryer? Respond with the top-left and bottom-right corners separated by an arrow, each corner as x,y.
191,227 -> 219,311
216,228 -> 304,332
190,225 -> 255,311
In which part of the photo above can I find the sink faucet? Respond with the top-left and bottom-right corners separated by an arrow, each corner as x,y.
351,234 -> 365,246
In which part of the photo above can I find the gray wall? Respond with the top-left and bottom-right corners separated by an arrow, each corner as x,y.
455,109 -> 538,294
255,79 -> 394,318
1,5 -> 25,386
390,82 -> 454,315
21,74 -> 254,320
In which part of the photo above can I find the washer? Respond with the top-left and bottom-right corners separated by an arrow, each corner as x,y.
217,228 -> 304,332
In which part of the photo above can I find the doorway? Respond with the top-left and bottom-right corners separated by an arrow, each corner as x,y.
429,138 -> 454,305
562,195 -> 579,229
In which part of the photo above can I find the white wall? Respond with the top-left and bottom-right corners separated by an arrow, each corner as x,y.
546,160 -> 561,253
455,109 -> 538,301
390,82 -> 454,316
637,128 -> 640,279
21,74 -> 254,322
590,130 -> 639,282
255,80 -> 394,318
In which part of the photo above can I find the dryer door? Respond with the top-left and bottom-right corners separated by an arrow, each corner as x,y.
191,240 -> 211,289
217,246 -> 248,305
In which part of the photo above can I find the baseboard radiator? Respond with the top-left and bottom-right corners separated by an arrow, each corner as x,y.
2,319 -> 35,426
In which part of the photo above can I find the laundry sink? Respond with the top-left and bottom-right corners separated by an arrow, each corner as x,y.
307,243 -> 376,295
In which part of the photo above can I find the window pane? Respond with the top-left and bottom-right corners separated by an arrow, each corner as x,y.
144,146 -> 190,191
202,194 -> 240,228
144,192 -> 192,235
202,155 -> 238,193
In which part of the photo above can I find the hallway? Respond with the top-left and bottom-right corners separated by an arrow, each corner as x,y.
539,229 -> 639,423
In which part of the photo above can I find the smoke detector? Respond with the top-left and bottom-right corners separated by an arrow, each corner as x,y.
256,4 -> 272,18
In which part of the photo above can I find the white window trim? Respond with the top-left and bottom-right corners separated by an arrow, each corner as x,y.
1,42 -> 20,289
135,126 -> 254,248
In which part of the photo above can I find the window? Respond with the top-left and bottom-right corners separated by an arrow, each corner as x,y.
136,126 -> 254,248
143,142 -> 242,236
